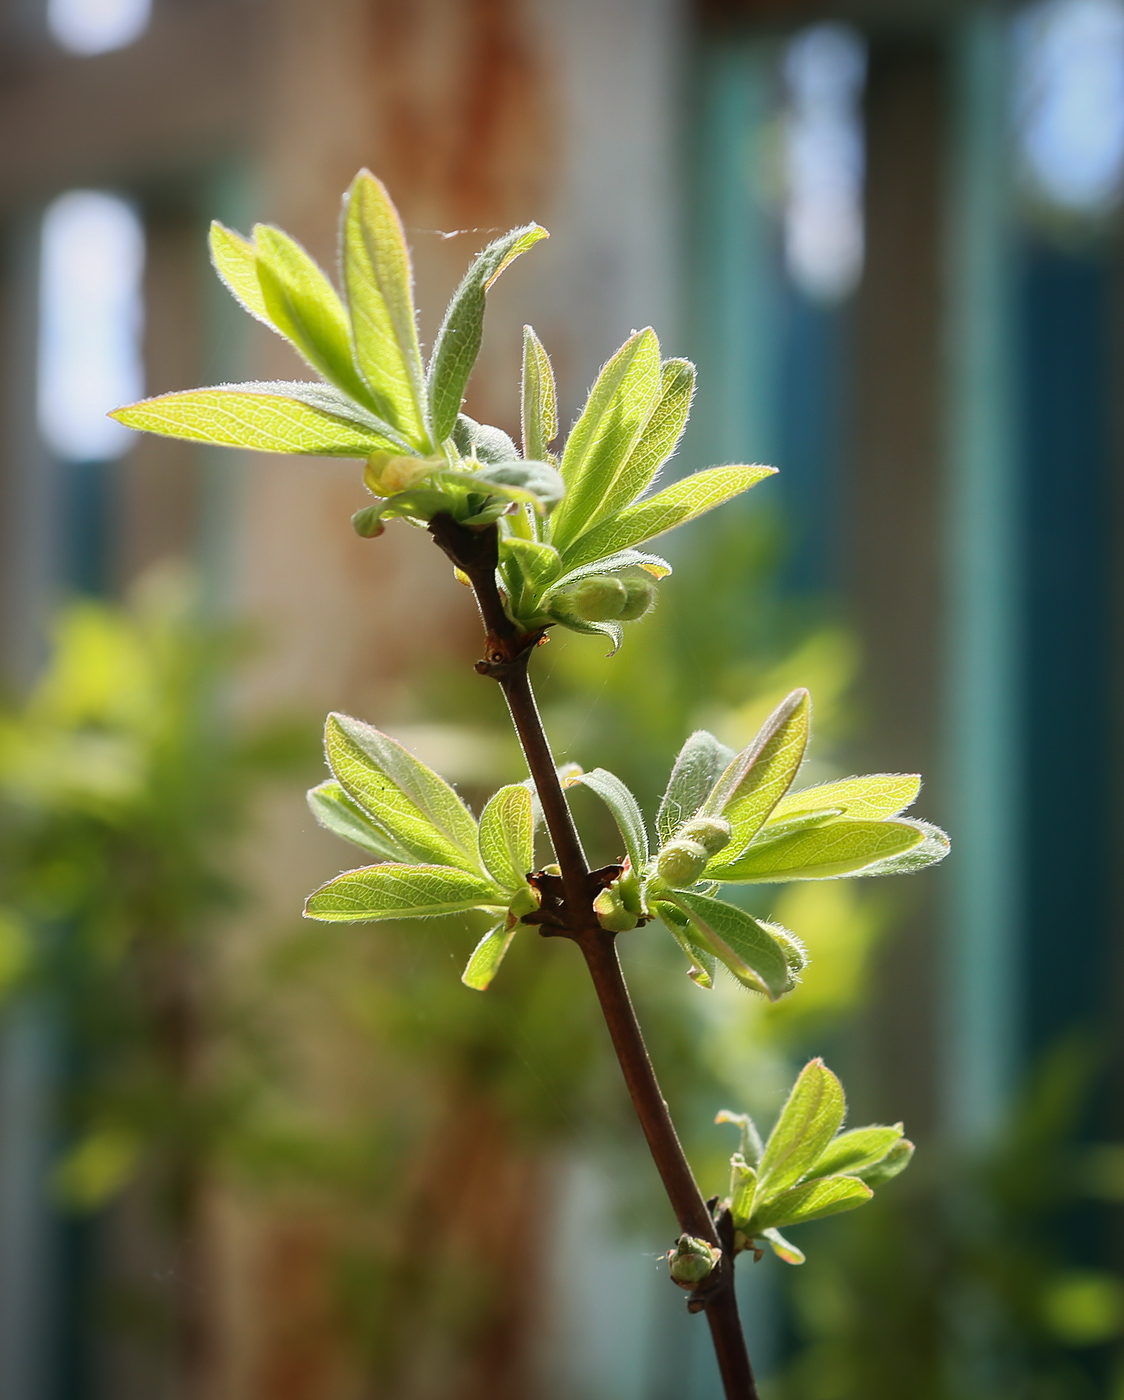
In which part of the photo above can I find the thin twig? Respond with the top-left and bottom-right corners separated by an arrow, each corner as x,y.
427,515 -> 758,1400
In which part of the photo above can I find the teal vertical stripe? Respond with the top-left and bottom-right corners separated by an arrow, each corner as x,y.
942,7 -> 1022,1144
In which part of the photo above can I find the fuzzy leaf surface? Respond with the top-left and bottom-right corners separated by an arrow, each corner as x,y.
656,730 -> 736,846
750,1174 -> 872,1233
718,818 -> 927,884
757,1060 -> 846,1198
343,170 -> 428,446
478,784 -> 534,892
812,1126 -> 904,1179
559,464 -> 775,571
462,920 -> 517,990
761,1228 -> 806,1265
305,864 -> 498,922
307,779 -> 409,861
658,902 -> 718,988
111,382 -> 403,456
568,767 -> 648,871
768,773 -> 921,826
550,329 -> 662,551
468,460 -> 564,513
209,222 -> 270,324
521,325 -> 557,461
588,357 -> 695,527
852,820 -> 950,877
428,225 -> 548,442
671,892 -> 792,1000
702,690 -> 810,867
253,224 -> 371,403
325,713 -> 481,872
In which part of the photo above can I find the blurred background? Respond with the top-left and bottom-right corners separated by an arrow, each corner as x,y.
0,0 -> 1122,1396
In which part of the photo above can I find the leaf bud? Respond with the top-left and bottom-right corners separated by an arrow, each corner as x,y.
677,816 -> 732,857
615,569 -> 659,622
593,884 -> 639,933
549,574 -> 628,623
351,505 -> 386,538
667,1234 -> 722,1290
657,838 -> 710,888
508,884 -> 541,920
364,453 -> 434,496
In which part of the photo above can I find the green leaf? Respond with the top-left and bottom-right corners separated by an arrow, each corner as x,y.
657,730 -> 736,846
325,713 -> 482,873
428,224 -> 548,442
761,1228 -> 806,1265
586,357 -> 695,528
342,170 -> 429,447
730,1158 -> 758,1223
460,460 -> 565,514
768,773 -> 921,826
658,902 -> 718,988
716,818 -> 927,884
500,537 -> 562,596
854,820 -> 950,877
305,863 -> 499,922
253,224 -> 373,404
209,221 -> 270,324
812,1125 -> 904,1179
110,382 -> 405,456
750,1174 -> 872,1233
549,329 -> 662,551
715,1109 -> 765,1167
857,1137 -> 915,1185
567,767 -> 648,872
702,690 -> 810,867
478,784 -> 534,892
307,779 -> 409,861
558,463 -> 776,572
757,1059 -> 846,1198
462,920 -> 517,990
670,891 -> 793,1000
522,325 -> 558,461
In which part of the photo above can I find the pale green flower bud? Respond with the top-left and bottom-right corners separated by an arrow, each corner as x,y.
667,1234 -> 722,1289
549,574 -> 628,623
364,453 -> 434,496
351,505 -> 386,538
677,816 -> 732,856
508,884 -> 541,920
593,884 -> 639,933
657,838 -> 710,887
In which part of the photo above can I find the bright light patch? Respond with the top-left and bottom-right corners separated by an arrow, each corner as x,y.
38,191 -> 145,463
782,23 -> 868,303
1014,0 -> 1124,213
47,0 -> 151,56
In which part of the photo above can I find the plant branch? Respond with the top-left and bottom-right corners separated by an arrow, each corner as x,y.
428,516 -> 758,1400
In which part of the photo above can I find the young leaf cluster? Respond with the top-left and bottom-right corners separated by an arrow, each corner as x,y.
569,688 -> 949,998
716,1059 -> 914,1266
110,171 -> 774,655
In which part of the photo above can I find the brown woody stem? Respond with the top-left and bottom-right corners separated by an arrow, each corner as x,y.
428,515 -> 758,1400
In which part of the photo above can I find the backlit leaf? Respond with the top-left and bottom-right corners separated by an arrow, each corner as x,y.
568,767 -> 648,872
757,1060 -> 846,1198
854,820 -> 950,877
342,170 -> 429,447
857,1137 -> 915,1185
428,224 -> 548,442
461,460 -> 565,513
462,920 -> 517,990
717,818 -> 927,884
750,1174 -> 872,1233
702,690 -> 810,868
656,730 -> 736,846
715,1109 -> 765,1167
671,891 -> 793,1000
768,773 -> 921,826
478,784 -> 534,892
110,382 -> 404,456
325,713 -> 481,873
305,863 -> 499,922
253,224 -> 372,403
558,464 -> 776,572
307,779 -> 408,861
549,329 -> 662,551
522,325 -> 558,461
209,221 -> 270,324
762,1228 -> 806,1265
586,357 -> 695,527
812,1125 -> 904,1179
657,901 -> 718,989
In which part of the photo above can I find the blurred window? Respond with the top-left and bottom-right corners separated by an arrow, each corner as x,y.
1013,0 -> 1124,213
782,23 -> 867,302
47,0 -> 151,56
37,191 -> 145,463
